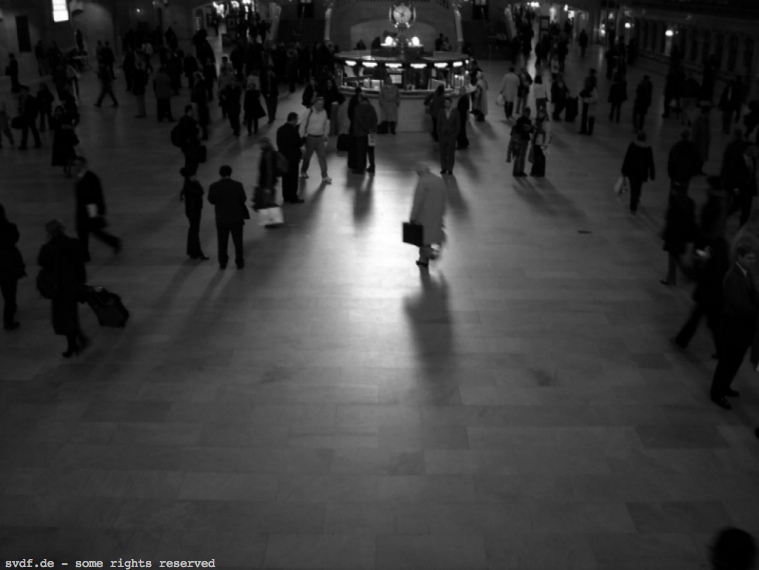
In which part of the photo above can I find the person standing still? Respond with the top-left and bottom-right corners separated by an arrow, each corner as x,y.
632,75 -> 653,132
73,157 -> 122,262
299,97 -> 331,184
153,65 -> 175,122
621,131 -> 656,213
132,58 -> 149,118
18,86 -> 42,150
351,93 -> 378,174
499,66 -> 520,121
710,243 -> 758,410
437,97 -> 460,176
409,164 -> 447,268
6,54 -> 21,93
179,166 -> 208,261
277,112 -> 304,204
207,165 -> 248,270
0,205 -> 25,331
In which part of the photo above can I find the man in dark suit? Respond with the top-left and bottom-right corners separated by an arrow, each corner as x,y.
73,157 -> 122,262
437,97 -> 460,175
207,165 -> 248,269
710,242 -> 758,410
276,112 -> 304,204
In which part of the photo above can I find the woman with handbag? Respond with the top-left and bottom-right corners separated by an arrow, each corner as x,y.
37,219 -> 88,357
0,204 -> 25,331
179,166 -> 208,260
51,105 -> 78,177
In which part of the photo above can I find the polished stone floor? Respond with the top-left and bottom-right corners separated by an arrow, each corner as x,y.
1,43 -> 759,569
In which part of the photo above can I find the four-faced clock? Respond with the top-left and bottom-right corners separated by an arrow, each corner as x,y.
389,3 -> 415,29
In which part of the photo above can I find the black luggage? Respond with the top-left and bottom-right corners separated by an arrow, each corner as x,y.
402,222 -> 424,247
81,285 -> 130,327
337,133 -> 350,152
565,96 -> 578,122
377,121 -> 389,135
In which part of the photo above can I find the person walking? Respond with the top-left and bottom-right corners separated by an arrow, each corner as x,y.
660,182 -> 696,286
608,72 -> 627,124
153,65 -> 175,122
0,92 -> 15,149
277,112 -> 304,204
299,97 -> 331,183
499,66 -> 520,121
179,165 -> 208,261
532,74 -> 549,114
710,242 -> 758,410
37,219 -> 88,357
511,107 -> 534,177
550,74 -> 568,121
674,236 -> 729,352
6,54 -> 21,93
244,80 -> 266,135
254,138 -> 279,210
73,157 -> 122,262
668,129 -> 701,193
516,68 -> 532,114
264,68 -> 279,124
132,58 -> 149,118
722,129 -> 753,226
472,70 -> 489,122
36,83 -> 55,133
191,71 -> 210,140
456,87 -> 470,150
578,30 -> 589,58
424,85 -> 446,141
177,104 -> 202,171
222,79 -> 242,137
203,57 -> 217,101
379,77 -> 400,134
529,108 -> 551,177
18,86 -> 42,151
579,78 -> 599,135
351,93 -> 378,174
51,105 -> 78,177
632,75 -> 653,131
409,163 -> 447,268
0,205 -> 25,331
207,165 -> 248,270
692,104 -> 712,174
437,97 -> 460,176
94,62 -> 119,108
621,131 -> 656,213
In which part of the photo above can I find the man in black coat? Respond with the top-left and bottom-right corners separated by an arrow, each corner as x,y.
276,112 -> 304,204
0,204 -> 24,331
207,165 -> 248,269
73,157 -> 122,262
722,129 -> 753,226
710,242 -> 758,410
667,130 -> 700,193
178,104 -> 202,170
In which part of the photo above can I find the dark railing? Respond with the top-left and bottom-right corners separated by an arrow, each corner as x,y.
629,0 -> 759,17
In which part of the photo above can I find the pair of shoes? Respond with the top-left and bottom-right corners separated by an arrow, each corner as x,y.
366,167 -> 375,173
660,280 -> 673,286
351,170 -> 364,174
62,347 -> 79,358
725,389 -> 741,398
18,146 -> 27,151
135,114 -> 146,118
711,396 -> 732,410
440,170 -> 447,175
236,262 -> 244,269
34,143 -> 42,149
94,104 -> 101,108
514,172 -> 527,177
191,254 -> 210,261
4,322 -> 20,331
300,172 -> 309,179
219,262 -> 227,270
322,177 -> 332,184
416,260 -> 429,268
287,198 -> 305,204
111,103 -> 119,107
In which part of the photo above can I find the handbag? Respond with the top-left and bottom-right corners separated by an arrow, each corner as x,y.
368,133 -> 376,147
402,222 -> 424,247
495,93 -> 505,106
614,175 -> 629,196
257,206 -> 283,227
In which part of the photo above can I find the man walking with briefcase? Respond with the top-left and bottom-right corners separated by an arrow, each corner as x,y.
73,157 -> 122,262
409,163 -> 447,268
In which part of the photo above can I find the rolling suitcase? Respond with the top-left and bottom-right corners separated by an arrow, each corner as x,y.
81,285 -> 130,327
564,96 -> 578,122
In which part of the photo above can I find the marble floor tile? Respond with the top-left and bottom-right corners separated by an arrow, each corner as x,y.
376,535 -> 487,570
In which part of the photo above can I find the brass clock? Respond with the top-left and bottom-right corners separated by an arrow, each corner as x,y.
389,3 -> 416,30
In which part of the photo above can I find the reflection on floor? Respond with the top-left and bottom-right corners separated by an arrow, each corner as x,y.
1,45 -> 759,569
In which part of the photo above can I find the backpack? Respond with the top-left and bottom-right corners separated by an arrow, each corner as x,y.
36,267 -> 59,300
274,152 -> 288,177
170,123 -> 186,147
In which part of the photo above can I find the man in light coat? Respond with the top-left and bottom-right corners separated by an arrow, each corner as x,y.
499,66 -> 520,120
409,163 -> 447,268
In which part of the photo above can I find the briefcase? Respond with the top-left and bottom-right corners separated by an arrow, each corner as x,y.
258,206 -> 284,228
80,285 -> 130,327
402,222 -> 424,247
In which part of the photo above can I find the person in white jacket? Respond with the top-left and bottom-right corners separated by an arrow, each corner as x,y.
533,75 -> 549,114
579,78 -> 599,135
499,67 -> 520,120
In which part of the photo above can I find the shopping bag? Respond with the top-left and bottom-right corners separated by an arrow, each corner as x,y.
495,93 -> 505,106
257,206 -> 284,227
402,222 -> 424,247
614,175 -> 629,196
368,133 -> 376,147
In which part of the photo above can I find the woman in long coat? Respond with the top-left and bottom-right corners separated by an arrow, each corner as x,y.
621,130 -> 656,213
51,105 -> 78,177
409,163 -> 447,268
472,70 -> 489,122
38,220 -> 87,357
379,78 -> 400,134
244,81 -> 266,135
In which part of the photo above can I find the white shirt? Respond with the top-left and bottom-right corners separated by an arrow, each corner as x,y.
300,108 -> 330,138
500,72 -> 520,102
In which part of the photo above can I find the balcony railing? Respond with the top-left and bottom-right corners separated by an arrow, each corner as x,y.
629,0 -> 759,17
